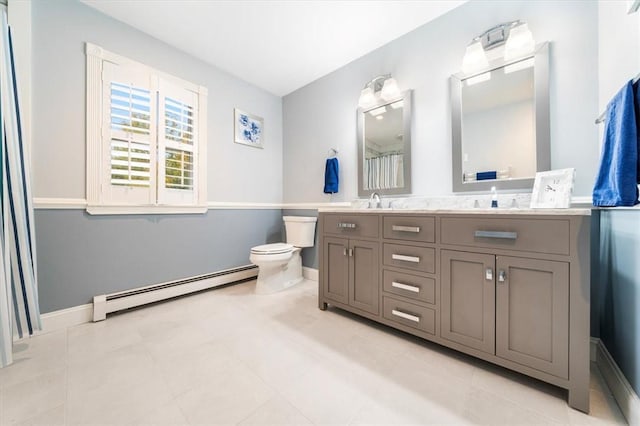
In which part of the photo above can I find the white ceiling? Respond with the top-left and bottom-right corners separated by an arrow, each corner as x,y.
81,0 -> 467,97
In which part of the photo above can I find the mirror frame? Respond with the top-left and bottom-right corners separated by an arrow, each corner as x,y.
450,42 -> 550,192
357,89 -> 412,197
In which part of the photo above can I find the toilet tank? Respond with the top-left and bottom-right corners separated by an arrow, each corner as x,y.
283,216 -> 317,247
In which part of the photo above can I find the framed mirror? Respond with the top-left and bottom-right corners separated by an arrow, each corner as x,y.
450,42 -> 549,192
357,90 -> 412,197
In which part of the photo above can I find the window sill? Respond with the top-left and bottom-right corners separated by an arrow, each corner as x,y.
86,205 -> 208,215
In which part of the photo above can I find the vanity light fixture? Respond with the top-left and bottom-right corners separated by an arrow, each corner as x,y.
358,74 -> 401,108
461,40 -> 488,75
504,22 -> 535,60
380,77 -> 400,101
461,20 -> 535,75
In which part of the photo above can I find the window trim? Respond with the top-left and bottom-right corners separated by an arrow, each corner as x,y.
85,42 -> 208,215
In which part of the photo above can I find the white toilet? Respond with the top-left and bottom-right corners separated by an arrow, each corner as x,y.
250,216 -> 317,294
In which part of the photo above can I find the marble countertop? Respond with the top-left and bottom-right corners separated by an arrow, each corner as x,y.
317,207 -> 591,216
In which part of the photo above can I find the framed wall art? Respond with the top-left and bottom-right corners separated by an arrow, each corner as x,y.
234,108 -> 263,149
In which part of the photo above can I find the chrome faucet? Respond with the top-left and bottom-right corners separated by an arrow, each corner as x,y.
369,192 -> 382,209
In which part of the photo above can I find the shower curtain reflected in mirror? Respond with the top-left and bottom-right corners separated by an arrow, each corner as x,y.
363,153 -> 404,190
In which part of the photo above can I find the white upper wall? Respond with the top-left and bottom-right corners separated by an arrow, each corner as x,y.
598,0 -> 640,133
283,0 -> 600,202
31,0 -> 283,203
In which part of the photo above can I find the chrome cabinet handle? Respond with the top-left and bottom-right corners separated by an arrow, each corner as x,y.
392,254 -> 420,263
474,230 -> 517,240
391,281 -> 420,293
337,222 -> 357,229
348,248 -> 353,257
485,268 -> 493,281
498,270 -> 507,283
392,309 -> 420,323
392,225 -> 421,233
343,248 -> 347,256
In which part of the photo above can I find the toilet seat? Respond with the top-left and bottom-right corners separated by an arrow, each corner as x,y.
250,242 -> 294,255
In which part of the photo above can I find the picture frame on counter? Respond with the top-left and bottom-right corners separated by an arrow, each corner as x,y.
530,168 -> 575,208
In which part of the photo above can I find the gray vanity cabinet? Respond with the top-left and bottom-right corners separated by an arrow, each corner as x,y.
441,250 -> 495,354
495,256 -> 569,379
320,214 -> 380,316
319,211 -> 590,413
322,237 -> 350,304
441,250 -> 569,378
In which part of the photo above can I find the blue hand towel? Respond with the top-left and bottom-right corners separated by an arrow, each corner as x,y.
593,80 -> 640,206
324,157 -> 339,194
477,171 -> 497,180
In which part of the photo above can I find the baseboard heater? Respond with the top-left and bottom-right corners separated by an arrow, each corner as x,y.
92,264 -> 258,321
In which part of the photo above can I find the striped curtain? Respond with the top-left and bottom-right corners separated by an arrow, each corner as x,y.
0,5 -> 41,368
364,153 -> 404,190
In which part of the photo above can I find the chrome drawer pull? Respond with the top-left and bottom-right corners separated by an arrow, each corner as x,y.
391,281 -> 420,293
392,225 -> 421,233
392,254 -> 420,263
474,230 -> 517,240
337,222 -> 357,229
392,309 -> 420,323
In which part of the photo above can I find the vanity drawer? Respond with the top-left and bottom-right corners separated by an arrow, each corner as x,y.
323,214 -> 379,239
383,269 -> 435,305
383,296 -> 435,335
383,243 -> 435,273
383,215 -> 435,243
440,217 -> 570,255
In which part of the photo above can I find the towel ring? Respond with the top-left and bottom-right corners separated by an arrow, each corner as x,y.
328,148 -> 338,158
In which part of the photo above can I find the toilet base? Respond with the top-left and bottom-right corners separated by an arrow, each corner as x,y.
253,249 -> 304,294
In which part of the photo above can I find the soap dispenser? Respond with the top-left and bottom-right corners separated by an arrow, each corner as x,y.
491,186 -> 498,208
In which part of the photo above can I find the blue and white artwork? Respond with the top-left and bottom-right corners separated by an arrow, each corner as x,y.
234,108 -> 263,148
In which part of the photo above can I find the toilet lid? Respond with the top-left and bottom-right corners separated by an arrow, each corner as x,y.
250,243 -> 294,254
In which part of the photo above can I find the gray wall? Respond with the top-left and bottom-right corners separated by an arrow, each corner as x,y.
283,0 -> 599,202
593,2 -> 640,396
32,0 -> 283,202
30,0 -> 285,313
36,209 -> 282,313
595,211 -> 640,395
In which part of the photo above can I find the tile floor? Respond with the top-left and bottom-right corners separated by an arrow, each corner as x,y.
0,279 -> 628,425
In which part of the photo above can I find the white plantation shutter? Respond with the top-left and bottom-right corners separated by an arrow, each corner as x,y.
157,78 -> 199,205
110,82 -> 152,186
86,43 -> 207,214
101,62 -> 157,205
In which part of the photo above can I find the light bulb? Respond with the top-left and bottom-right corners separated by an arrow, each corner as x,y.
380,78 -> 400,101
462,40 -> 489,75
505,23 -> 535,61
358,86 -> 375,108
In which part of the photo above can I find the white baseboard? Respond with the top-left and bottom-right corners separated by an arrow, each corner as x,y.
302,267 -> 318,281
35,304 -> 93,336
592,337 -> 640,425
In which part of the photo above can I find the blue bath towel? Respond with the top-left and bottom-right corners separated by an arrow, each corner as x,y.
593,80 -> 640,206
477,171 -> 497,181
324,157 -> 339,194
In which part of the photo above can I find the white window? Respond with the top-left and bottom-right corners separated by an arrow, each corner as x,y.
86,43 -> 208,214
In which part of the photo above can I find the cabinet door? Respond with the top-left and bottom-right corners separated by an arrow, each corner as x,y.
441,250 -> 495,354
496,256 -> 569,378
322,237 -> 349,304
349,239 -> 380,315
